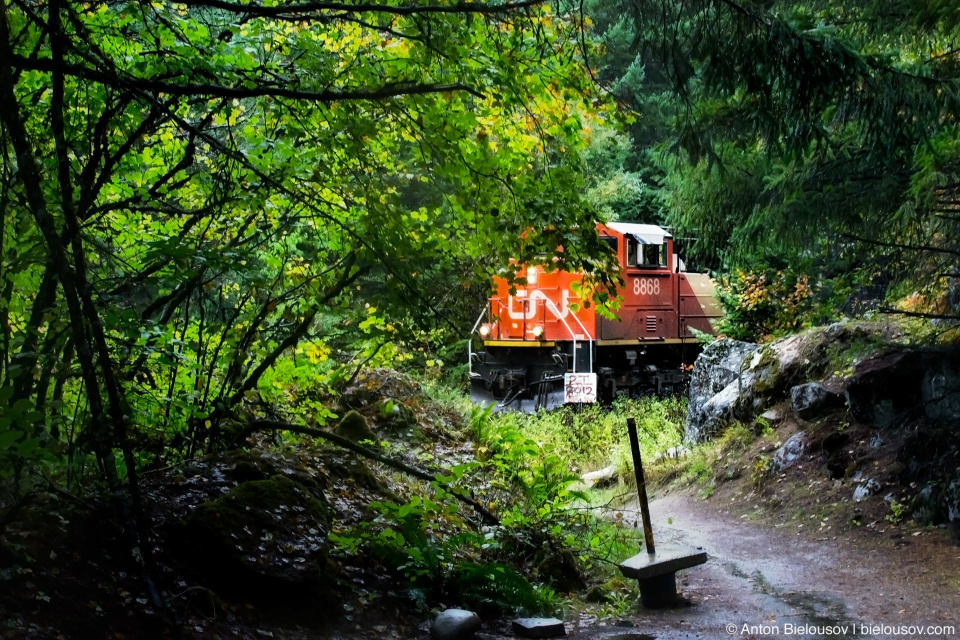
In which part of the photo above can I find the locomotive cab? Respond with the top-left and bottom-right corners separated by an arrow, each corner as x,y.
470,223 -> 722,409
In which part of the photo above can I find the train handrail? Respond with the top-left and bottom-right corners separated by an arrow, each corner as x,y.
543,299 -> 594,374
467,308 -> 487,379
568,306 -> 595,374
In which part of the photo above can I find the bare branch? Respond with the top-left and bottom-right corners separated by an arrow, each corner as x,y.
172,0 -> 543,18
839,233 -> 960,258
11,55 -> 486,100
232,419 -> 500,526
879,307 -> 960,321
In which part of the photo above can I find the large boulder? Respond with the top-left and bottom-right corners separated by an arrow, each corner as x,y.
687,339 -> 760,414
685,335 -> 814,443
685,339 -> 759,443
735,333 -> 822,413
183,475 -> 331,592
686,329 -> 853,443
845,347 -> 960,427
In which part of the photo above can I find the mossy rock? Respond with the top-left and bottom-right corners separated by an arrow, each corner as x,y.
220,449 -> 277,483
335,410 -> 377,443
535,546 -> 585,592
584,577 -> 632,603
183,475 -> 331,593
374,399 -> 419,433
215,449 -> 325,492
326,457 -> 391,495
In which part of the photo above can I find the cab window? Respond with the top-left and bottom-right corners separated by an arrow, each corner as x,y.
631,241 -> 666,268
641,244 -> 660,266
625,237 -> 638,267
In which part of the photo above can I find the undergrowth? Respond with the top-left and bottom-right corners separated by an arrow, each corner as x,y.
648,422 -> 756,488
484,396 -> 686,477
329,387 -> 693,615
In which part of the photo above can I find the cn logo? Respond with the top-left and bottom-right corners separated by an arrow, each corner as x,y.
508,290 -> 570,320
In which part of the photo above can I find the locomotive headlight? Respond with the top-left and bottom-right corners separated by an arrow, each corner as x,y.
526,266 -> 538,285
532,326 -> 544,338
479,324 -> 491,337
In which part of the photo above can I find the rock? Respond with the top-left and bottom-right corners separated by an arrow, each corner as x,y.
583,577 -> 630,604
375,399 -> 419,432
686,340 -> 760,442
759,408 -> 782,424
511,618 -> 567,638
686,333 -> 827,443
735,335 -> 820,414
845,347 -> 960,427
690,380 -> 741,444
853,478 -> 881,502
335,410 -> 377,443
431,609 -> 481,640
912,484 -> 942,524
584,583 -> 613,604
790,382 -> 845,420
536,547 -> 585,592
946,478 -> 960,524
582,465 -> 618,488
220,449 -> 325,491
183,475 -> 331,592
770,432 -> 806,473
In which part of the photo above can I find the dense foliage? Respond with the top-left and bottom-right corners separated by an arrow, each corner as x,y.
585,0 -> 960,332
0,0 -> 624,496
4,0 -> 960,629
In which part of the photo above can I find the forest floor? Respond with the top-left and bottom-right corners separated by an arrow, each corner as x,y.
476,405 -> 960,640
473,488 -> 960,640
467,392 -> 960,640
6,376 -> 960,640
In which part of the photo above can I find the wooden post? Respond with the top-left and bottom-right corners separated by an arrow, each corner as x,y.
627,417 -> 655,554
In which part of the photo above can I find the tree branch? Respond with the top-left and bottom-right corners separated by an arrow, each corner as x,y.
232,419 -> 500,526
839,233 -> 960,257
879,307 -> 960,321
174,0 -> 543,18
11,56 -> 486,100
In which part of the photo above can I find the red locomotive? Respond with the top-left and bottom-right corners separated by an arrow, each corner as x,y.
469,223 -> 722,408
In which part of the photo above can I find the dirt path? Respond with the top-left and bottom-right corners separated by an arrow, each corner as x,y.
554,493 -> 960,640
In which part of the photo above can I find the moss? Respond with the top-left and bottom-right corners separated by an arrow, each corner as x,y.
749,345 -> 782,395
184,476 -> 332,590
374,399 -> 419,434
335,409 -> 377,443
584,576 -> 632,604
190,475 -> 330,538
